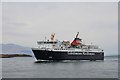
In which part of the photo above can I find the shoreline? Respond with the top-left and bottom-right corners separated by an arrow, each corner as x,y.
0,54 -> 32,58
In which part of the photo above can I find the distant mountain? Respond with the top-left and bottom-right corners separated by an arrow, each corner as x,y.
0,43 -> 32,54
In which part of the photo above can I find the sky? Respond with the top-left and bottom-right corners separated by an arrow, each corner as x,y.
2,2 -> 118,56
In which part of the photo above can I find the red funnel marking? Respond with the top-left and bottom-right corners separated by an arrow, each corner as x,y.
71,38 -> 81,46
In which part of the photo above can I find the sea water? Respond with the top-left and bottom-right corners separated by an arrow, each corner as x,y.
2,56 -> 118,78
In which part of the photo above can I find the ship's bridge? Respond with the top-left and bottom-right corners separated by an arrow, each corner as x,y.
37,41 -> 62,49
37,41 -> 58,44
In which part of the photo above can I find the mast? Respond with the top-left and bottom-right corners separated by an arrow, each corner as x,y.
50,33 -> 55,41
75,32 -> 79,38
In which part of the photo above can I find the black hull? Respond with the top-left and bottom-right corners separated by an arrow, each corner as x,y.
32,49 -> 104,61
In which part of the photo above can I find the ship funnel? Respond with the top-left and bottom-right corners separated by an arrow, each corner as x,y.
71,32 -> 82,46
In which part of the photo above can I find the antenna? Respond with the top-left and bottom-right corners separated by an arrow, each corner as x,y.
45,37 -> 47,41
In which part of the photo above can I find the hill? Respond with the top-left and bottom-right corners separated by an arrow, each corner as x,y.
0,43 -> 32,54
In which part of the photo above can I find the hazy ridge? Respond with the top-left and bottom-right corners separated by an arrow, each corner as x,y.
0,43 -> 32,54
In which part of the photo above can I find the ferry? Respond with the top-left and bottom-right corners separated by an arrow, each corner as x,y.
32,32 -> 104,61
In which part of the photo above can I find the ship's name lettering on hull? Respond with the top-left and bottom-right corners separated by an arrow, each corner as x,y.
68,52 -> 95,55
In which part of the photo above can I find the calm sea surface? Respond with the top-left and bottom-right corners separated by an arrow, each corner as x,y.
2,56 -> 118,78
